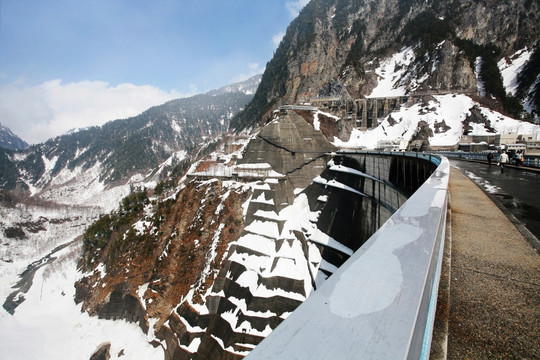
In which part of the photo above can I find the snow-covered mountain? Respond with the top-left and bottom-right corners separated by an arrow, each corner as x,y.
329,44 -> 540,148
0,123 -> 28,151
1,1 -> 540,360
207,74 -> 262,96
0,76 -> 260,207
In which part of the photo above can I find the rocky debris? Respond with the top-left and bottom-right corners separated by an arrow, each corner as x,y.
295,110 -> 352,143
89,343 -> 111,360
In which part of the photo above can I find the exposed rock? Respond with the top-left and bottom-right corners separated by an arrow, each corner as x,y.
409,120 -> 434,151
98,283 -> 148,333
89,343 -> 111,360
296,110 -> 352,143
413,41 -> 477,93
463,105 -> 496,135
231,0 -> 539,130
434,120 -> 452,134
75,180 -> 251,339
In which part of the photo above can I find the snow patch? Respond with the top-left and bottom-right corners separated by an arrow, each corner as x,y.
369,46 -> 416,97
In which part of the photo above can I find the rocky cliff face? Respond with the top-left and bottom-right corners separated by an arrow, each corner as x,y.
231,0 -> 540,129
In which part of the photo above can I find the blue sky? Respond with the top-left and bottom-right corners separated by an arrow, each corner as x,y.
0,0 -> 309,144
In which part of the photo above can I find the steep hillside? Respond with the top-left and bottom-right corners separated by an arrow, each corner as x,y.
0,123 -> 28,151
231,0 -> 540,130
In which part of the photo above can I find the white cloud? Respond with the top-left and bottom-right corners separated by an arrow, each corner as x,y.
0,80 -> 185,144
272,32 -> 285,48
286,0 -> 310,18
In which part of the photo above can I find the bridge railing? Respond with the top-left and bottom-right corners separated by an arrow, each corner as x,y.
247,153 -> 450,360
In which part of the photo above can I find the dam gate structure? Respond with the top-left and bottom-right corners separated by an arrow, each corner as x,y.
303,151 -> 438,272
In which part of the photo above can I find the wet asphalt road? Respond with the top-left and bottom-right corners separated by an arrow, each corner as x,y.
449,159 -> 540,240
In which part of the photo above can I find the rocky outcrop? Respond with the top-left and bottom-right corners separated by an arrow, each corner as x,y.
462,105 -> 496,135
231,0 -> 540,130
89,343 -> 111,360
75,180 -> 252,346
412,41 -> 477,93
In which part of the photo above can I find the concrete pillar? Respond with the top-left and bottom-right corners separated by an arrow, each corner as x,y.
383,98 -> 390,118
361,100 -> 368,130
372,99 -> 378,127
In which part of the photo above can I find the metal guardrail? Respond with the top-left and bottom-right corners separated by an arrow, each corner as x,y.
247,154 -> 449,359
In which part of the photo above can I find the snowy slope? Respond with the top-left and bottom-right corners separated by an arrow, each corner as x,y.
499,48 -> 531,96
332,46 -> 540,149
0,241 -> 162,360
334,94 -> 540,149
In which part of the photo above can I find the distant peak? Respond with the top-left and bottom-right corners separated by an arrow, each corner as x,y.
0,122 -> 28,150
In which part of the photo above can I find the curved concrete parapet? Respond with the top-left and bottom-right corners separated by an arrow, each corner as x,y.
247,153 -> 450,360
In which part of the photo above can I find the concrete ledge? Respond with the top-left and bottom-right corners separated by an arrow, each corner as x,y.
247,155 -> 449,359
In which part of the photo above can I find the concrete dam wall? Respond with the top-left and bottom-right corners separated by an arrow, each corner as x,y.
305,152 -> 437,273
248,150 -> 449,360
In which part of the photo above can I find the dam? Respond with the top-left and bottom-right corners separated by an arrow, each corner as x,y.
246,150 -> 447,359
169,111 -> 447,359
243,138 -> 447,359
238,111 -> 447,359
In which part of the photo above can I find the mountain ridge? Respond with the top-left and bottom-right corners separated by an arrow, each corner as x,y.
0,123 -> 28,151
0,75 -> 261,205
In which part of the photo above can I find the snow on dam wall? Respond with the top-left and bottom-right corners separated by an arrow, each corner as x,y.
247,152 -> 449,360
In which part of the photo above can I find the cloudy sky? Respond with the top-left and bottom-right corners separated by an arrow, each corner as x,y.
0,0 -> 309,144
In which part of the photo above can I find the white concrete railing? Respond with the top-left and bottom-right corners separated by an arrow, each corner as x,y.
247,154 -> 449,360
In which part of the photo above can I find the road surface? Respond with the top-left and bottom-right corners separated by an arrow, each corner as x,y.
449,159 -> 540,241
